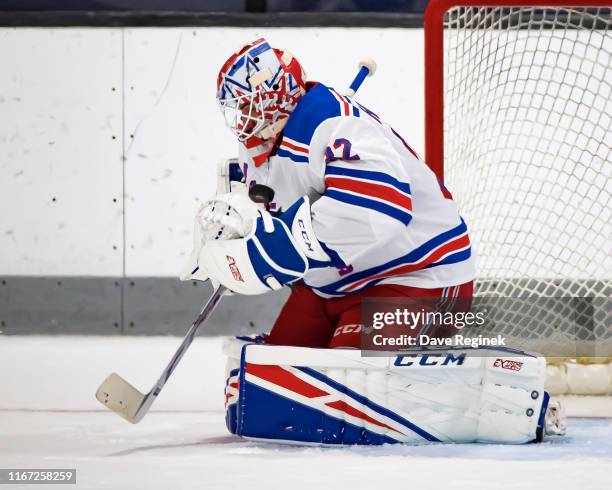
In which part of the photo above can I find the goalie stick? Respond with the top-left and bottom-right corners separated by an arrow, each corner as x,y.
345,57 -> 377,97
95,57 -> 377,424
96,285 -> 227,423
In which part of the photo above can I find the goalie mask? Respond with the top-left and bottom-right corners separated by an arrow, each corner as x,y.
216,38 -> 307,145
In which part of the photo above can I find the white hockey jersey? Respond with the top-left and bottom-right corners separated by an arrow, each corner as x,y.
237,82 -> 475,297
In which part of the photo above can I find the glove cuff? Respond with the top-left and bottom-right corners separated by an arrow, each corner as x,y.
280,197 -> 331,263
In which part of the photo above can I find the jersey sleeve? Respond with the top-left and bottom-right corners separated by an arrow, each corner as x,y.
308,116 -> 413,269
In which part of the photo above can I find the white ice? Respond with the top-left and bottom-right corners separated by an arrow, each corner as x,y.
1,336 -> 611,490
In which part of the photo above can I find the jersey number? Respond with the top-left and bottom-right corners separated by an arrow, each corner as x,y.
325,138 -> 360,163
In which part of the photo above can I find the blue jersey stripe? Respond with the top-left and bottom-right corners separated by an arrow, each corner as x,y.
337,248 -> 472,295
277,148 -> 309,163
325,166 -> 411,195
313,220 -> 468,295
424,248 -> 472,269
326,189 -> 412,226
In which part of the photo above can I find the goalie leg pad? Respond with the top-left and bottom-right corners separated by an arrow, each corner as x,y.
223,337 -> 550,445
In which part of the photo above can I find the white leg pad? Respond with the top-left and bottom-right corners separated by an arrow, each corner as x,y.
222,337 -> 550,445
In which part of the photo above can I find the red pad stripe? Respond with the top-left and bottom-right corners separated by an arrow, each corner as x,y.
246,364 -> 330,398
325,177 -> 412,211
281,140 -> 309,154
345,234 -> 471,292
325,400 -> 402,434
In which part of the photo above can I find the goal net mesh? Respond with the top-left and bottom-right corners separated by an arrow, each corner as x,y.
439,5 -> 611,386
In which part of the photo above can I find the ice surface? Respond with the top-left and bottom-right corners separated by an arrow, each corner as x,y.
1,336 -> 611,490
0,336 -> 226,412
2,412 -> 611,490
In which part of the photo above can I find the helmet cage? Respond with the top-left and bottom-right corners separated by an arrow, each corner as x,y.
217,39 -> 305,142
219,90 -> 266,143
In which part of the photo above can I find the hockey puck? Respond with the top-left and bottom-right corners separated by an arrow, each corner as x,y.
249,184 -> 275,205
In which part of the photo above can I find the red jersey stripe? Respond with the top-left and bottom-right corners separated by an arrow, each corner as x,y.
281,140 -> 309,154
331,88 -> 350,116
325,177 -> 413,211
343,234 -> 471,292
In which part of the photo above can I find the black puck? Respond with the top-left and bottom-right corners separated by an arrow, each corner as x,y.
249,184 -> 275,205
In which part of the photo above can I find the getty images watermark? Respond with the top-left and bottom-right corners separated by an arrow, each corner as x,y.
360,296 -> 611,357
368,306 -> 504,348
359,296 -> 503,353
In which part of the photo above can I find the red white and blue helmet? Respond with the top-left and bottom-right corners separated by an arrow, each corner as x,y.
216,38 -> 307,143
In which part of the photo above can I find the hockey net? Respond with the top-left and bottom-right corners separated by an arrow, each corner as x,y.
424,1 -> 611,414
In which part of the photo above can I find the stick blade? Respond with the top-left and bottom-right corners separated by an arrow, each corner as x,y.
96,373 -> 146,423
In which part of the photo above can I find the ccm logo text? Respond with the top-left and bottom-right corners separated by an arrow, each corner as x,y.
394,353 -> 466,367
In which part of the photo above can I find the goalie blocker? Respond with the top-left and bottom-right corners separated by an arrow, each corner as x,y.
223,337 -> 558,445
